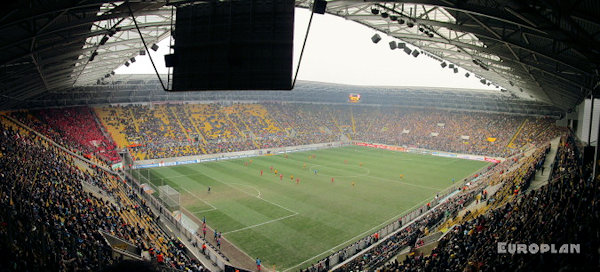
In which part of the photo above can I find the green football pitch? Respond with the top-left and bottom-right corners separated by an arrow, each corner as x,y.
131,146 -> 489,270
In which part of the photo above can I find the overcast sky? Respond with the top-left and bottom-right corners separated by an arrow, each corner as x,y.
116,8 -> 495,91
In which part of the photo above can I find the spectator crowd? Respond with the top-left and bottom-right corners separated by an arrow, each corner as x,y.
89,103 -> 562,160
0,116 -> 205,271
9,107 -> 121,165
1,101 -> 580,272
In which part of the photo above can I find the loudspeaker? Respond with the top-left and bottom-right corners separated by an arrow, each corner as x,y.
389,41 -> 397,50
313,0 -> 327,14
170,0 -> 295,91
371,34 -> 381,43
164,54 -> 177,68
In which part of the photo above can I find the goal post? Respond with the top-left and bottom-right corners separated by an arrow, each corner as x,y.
158,185 -> 180,211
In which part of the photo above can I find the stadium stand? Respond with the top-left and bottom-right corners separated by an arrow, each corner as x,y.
1,102 -> 572,271
2,0 -> 600,271
9,107 -> 121,164
2,102 -> 594,272
91,103 -> 560,161
0,116 -> 206,271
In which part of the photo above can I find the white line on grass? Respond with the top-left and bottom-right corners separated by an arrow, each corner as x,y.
190,209 -> 217,214
152,171 -> 299,215
207,163 -> 300,215
367,175 -> 444,191
179,186 -> 218,211
223,213 -> 298,235
283,161 -> 492,271
308,164 -> 371,178
178,165 -> 301,235
230,183 -> 262,198
282,196 -> 433,272
223,183 -> 300,235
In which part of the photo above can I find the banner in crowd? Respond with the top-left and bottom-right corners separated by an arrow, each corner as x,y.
430,132 -> 439,137
111,162 -> 123,170
402,129 -> 410,134
461,135 -> 470,140
404,147 -> 504,163
484,157 -> 501,163
487,137 -> 497,142
437,123 -> 445,127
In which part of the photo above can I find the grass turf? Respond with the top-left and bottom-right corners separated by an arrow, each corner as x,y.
131,146 -> 489,270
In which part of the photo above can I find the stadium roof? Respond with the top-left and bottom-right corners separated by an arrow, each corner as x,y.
1,0 -> 599,111
27,74 -> 562,117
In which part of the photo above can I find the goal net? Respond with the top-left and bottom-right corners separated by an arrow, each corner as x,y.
158,185 -> 180,211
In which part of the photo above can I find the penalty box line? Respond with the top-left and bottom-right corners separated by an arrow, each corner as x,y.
171,169 -> 300,234
179,185 -> 217,211
159,172 -> 299,215
223,212 -> 299,235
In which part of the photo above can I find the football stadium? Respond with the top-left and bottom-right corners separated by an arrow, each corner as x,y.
1,1 -> 599,272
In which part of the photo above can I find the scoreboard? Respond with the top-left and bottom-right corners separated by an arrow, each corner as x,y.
348,93 -> 361,103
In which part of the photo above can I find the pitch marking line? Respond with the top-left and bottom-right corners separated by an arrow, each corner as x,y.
308,163 -> 442,191
223,213 -> 298,235
367,175 -> 444,191
189,166 -> 301,234
190,209 -> 217,214
284,162 -> 492,271
179,186 -> 218,211
154,171 -> 299,215
281,197 -> 433,272
178,178 -> 299,234
224,183 -> 300,234
230,183 -> 262,198
308,164 -> 371,178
